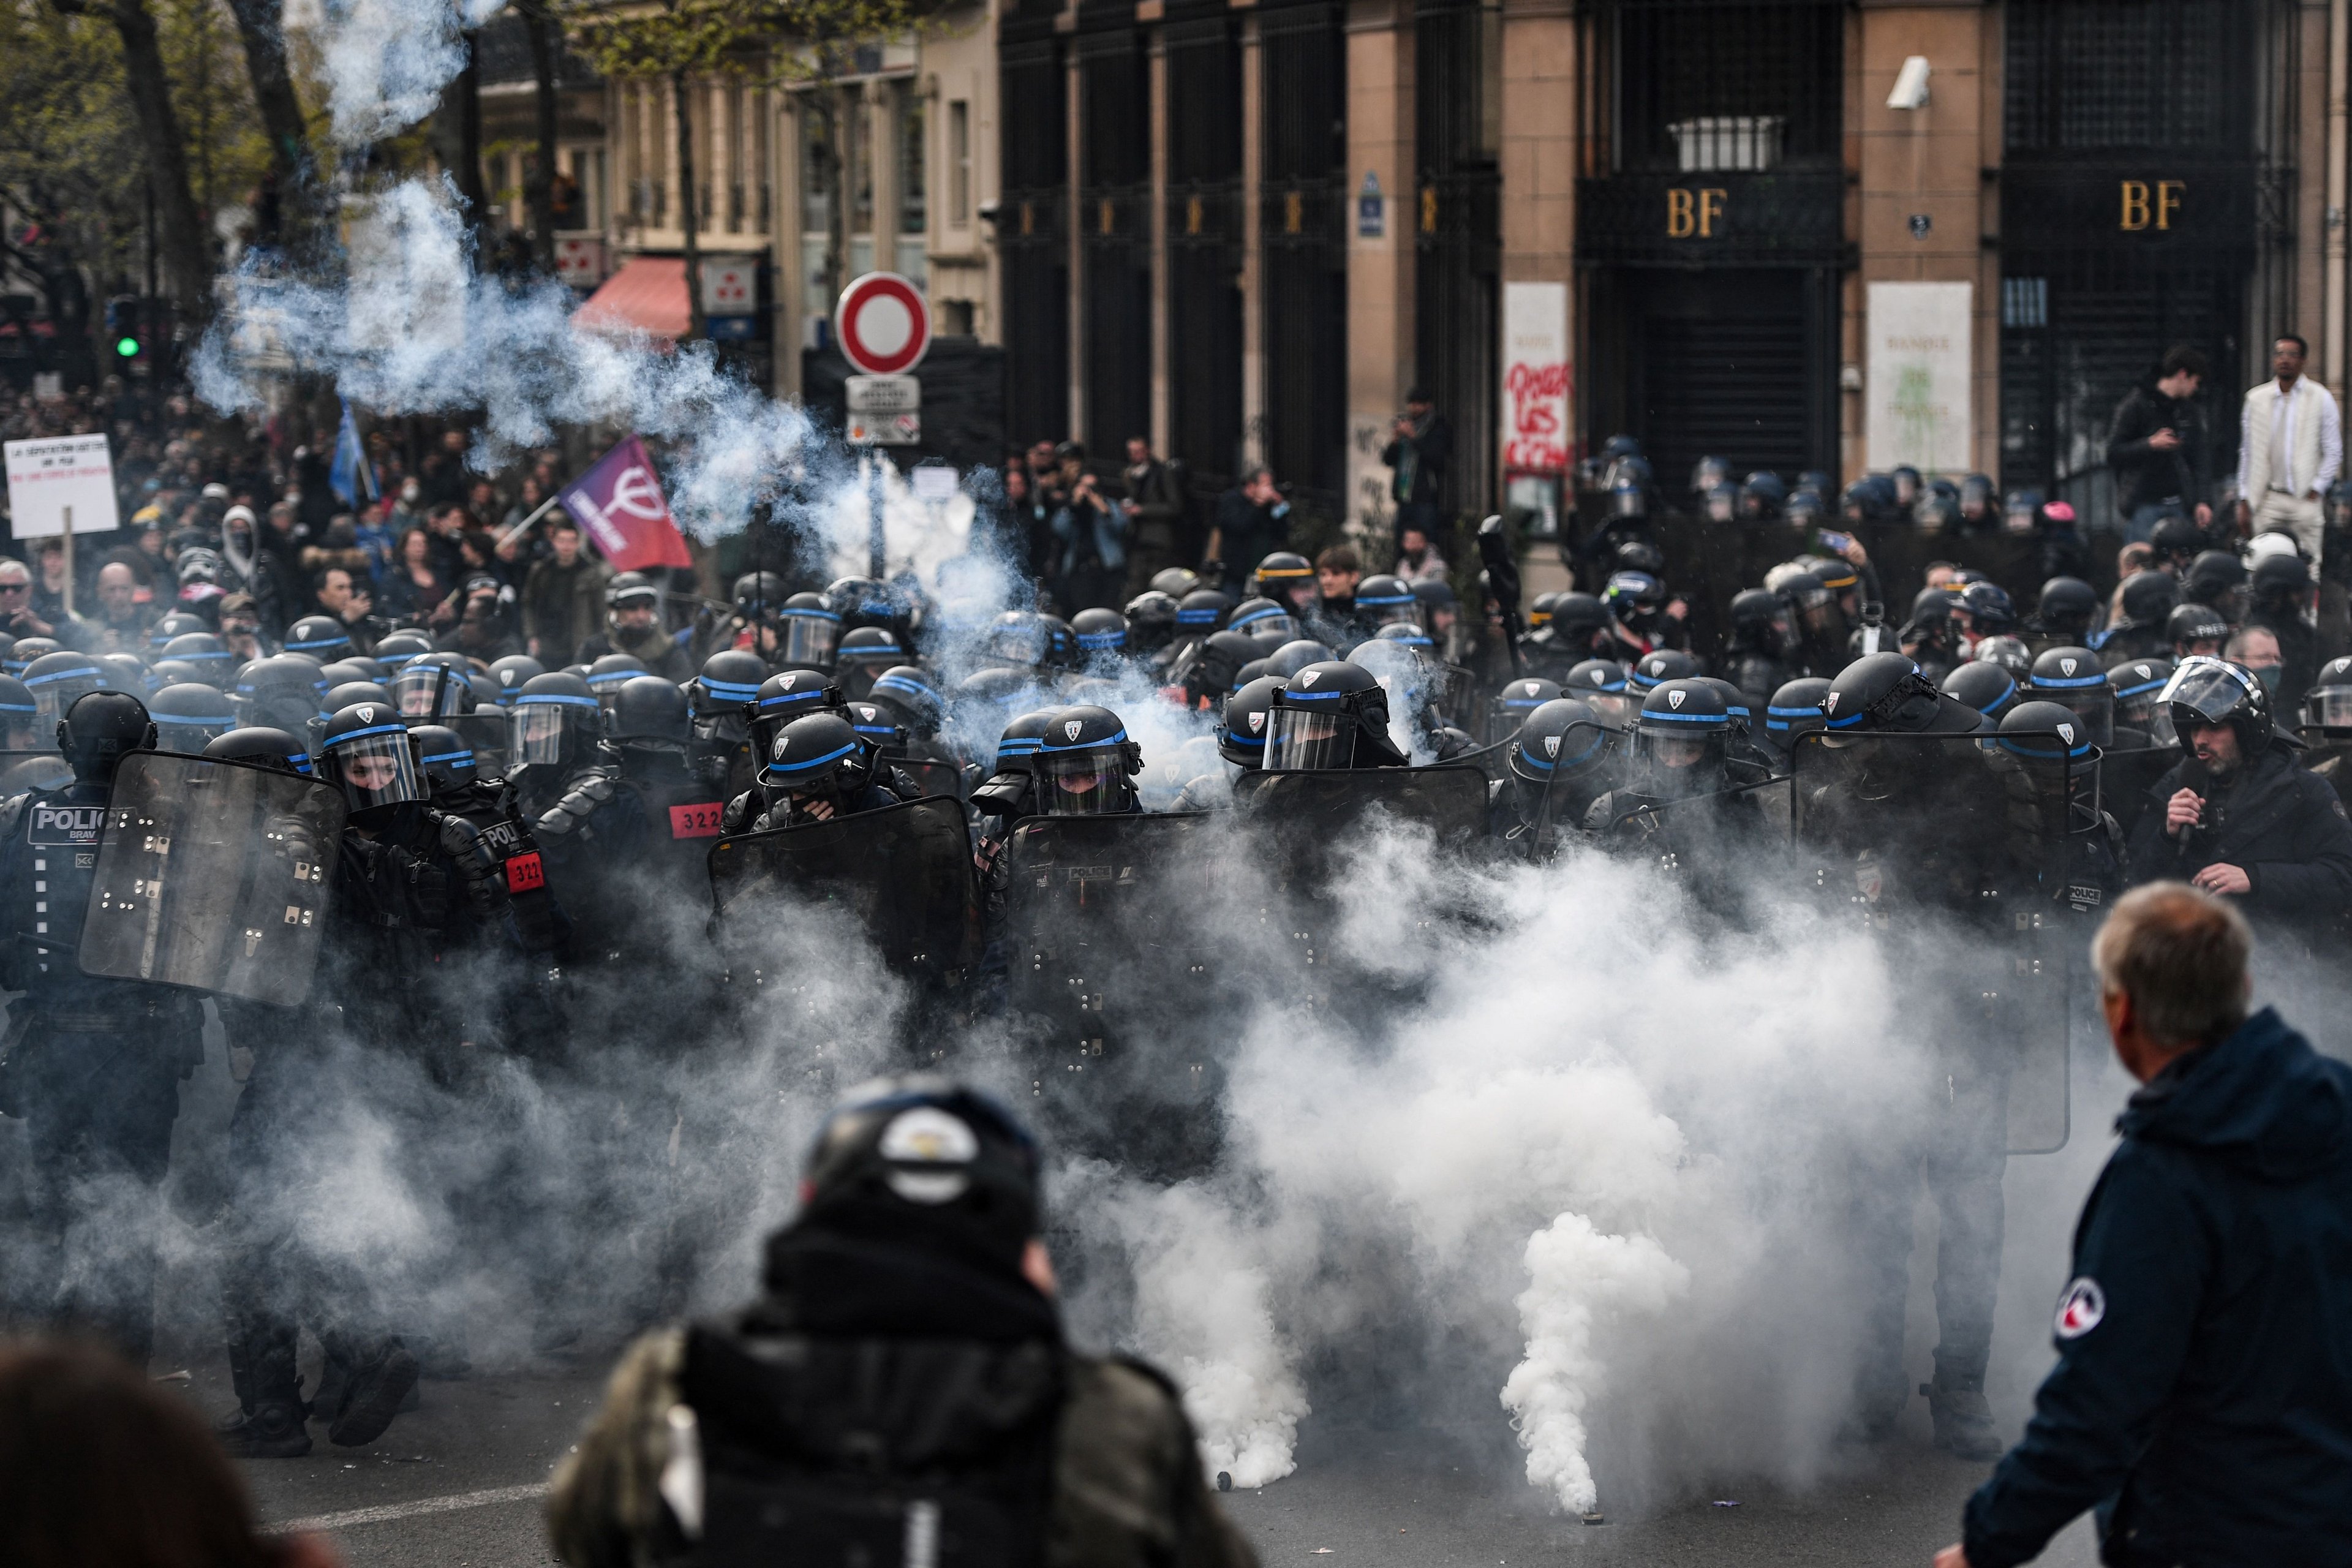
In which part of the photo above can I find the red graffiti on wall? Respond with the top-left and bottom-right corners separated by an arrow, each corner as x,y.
1504,358 -> 1572,475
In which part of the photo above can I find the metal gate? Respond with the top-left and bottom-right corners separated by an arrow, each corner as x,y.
1414,0 -> 1499,520
1167,1 -> 1246,491
1079,12 -> 1151,453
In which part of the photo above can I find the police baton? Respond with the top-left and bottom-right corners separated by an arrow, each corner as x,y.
1476,514 -> 1525,676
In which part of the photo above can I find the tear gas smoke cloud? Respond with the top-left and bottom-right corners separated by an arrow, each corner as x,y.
317,0 -> 511,149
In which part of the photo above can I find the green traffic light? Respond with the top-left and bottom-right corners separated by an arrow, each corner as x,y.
115,336 -> 139,358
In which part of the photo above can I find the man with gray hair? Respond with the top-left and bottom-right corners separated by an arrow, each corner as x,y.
1936,883 -> 2352,1568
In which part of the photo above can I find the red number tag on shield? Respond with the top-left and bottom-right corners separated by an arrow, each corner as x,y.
504,851 -> 546,892
669,803 -> 723,839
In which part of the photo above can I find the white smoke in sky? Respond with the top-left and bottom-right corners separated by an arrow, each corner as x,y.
317,0 -> 510,149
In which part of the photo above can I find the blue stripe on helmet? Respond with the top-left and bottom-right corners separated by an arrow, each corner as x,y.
328,721 -> 409,746
1639,709 -> 1727,724
420,748 -> 474,766
1826,710 -> 1868,729
2032,673 -> 2108,690
24,665 -> 104,687
284,634 -> 349,651
516,692 -> 601,709
2111,677 -> 2167,699
699,679 -> 762,701
758,689 -> 826,710
762,740 -> 860,775
1040,725 -> 1129,753
150,712 -> 230,726
1284,690 -> 1342,701
1226,731 -> 1265,748
1996,736 -> 2092,760
782,606 -> 842,622
1076,631 -> 1125,650
1176,608 -> 1220,625
0,701 -> 36,715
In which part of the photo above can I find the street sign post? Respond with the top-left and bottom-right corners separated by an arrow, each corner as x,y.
845,372 -> 921,446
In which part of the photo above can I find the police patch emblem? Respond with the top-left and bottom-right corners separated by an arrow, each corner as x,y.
1589,669 -> 1605,684
1667,688 -> 1686,710
357,706 -> 376,723
1544,735 -> 1561,758
1524,682 -> 1541,696
878,1107 -> 979,1204
2060,657 -> 2078,676
2055,1276 -> 2105,1338
780,673 -> 797,690
1064,720 -> 1083,741
1248,712 -> 1265,734
1826,692 -> 1841,714
1300,671 -> 1319,688
2059,722 -> 2076,743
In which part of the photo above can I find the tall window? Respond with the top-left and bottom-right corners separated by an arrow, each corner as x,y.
900,91 -> 927,235
949,100 -> 970,227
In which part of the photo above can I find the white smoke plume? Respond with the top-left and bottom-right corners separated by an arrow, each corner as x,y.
317,0 -> 510,148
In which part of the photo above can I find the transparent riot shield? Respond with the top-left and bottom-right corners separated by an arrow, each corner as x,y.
886,756 -> 967,802
1230,764 -> 1489,845
1587,777 -> 1790,919
75,752 -> 344,1007
707,796 -> 975,982
1003,812 -> 1226,1175
1789,731 -> 2078,1153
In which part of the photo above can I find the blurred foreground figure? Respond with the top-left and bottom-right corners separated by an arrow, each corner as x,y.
548,1076 -> 1257,1568
1938,883 -> 2352,1568
0,1338 -> 339,1568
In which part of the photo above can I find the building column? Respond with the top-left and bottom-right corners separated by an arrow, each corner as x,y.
1149,26 -> 1172,457
1852,4 -> 1994,480
1240,15 -> 1265,469
870,78 -> 902,280
774,93 -> 805,398
1345,0 -> 1412,533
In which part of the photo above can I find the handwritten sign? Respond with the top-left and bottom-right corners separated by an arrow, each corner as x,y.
1502,282 -> 1571,476
1865,281 -> 1972,474
4,434 -> 121,538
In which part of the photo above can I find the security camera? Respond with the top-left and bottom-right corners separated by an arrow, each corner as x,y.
976,198 -> 1001,227
1887,56 -> 1931,111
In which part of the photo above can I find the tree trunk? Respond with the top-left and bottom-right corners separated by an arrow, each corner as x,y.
92,0 -> 212,315
521,0 -> 559,271
673,68 -> 703,342
223,0 -> 315,251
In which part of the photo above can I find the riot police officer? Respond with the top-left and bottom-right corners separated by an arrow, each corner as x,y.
1725,589 -> 1796,713
0,692 -> 200,1370
2026,646 -> 2115,748
742,711 -> 903,831
1030,707 -> 1144,815
1940,660 -> 2022,729
690,649 -> 769,796
1261,662 -> 1407,771
1498,697 -> 1615,855
1762,675 -> 1831,765
507,671 -> 608,820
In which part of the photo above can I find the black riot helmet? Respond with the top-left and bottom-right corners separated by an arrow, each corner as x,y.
1526,592 -> 1561,631
1958,581 -> 2016,635
509,670 -> 602,768
160,632 -> 233,688
1972,635 -> 2033,674
693,649 -> 769,720
1227,595 -> 1303,643
1613,539 -> 1667,579
2165,601 -> 2232,657
2162,655 -> 2275,761
408,723 -> 478,792
1549,593 -> 1611,657
1691,455 -> 1732,494
148,682 -> 238,755
23,651 -> 110,734
2,637 -> 55,677
1728,588 -> 1790,649
57,690 -> 156,783
826,575 -> 905,635
146,610 -> 209,651
2249,551 -> 2314,609
797,1074 -> 1042,1275
2027,645 -> 2115,747
1039,615 -> 1079,671
1487,676 -> 1564,747
1194,630 -> 1264,700
750,668 -> 848,760
2116,570 -> 2180,630
1123,590 -> 1181,654
605,570 -> 663,630
2149,512 -> 2204,570
759,709 -> 875,809
204,726 -> 310,775
2180,550 -> 2246,618
1071,607 -> 1131,663
1150,566 -> 1202,599
318,699 -> 425,811
1266,638 -> 1337,680
1253,552 -> 1317,612
846,701 -> 907,753
867,665 -> 945,739
778,591 -> 843,669
488,654 -> 546,704
1764,676 -> 1832,753
979,610 -> 1050,671
1219,676 -> 1287,769
323,680 -> 394,715
837,625 -> 907,690
1508,696 -> 1611,797
2108,656 -> 2178,744
2304,655 -> 2352,737
1176,587 -> 1236,635
393,651 -> 478,720
1627,647 -> 1700,696
733,570 -> 790,621
1263,660 -> 1407,771
587,652 -> 649,709
2034,577 -> 2101,641
1603,571 -> 1664,632
1564,658 -> 1637,729
1355,575 -> 1422,630
1630,679 -> 1731,796
1031,705 -> 1142,815
992,709 -> 1059,778
235,654 -> 331,735
1941,660 -> 2021,727
1994,701 -> 2099,805
610,674 -> 692,748
282,614 -> 353,660
1781,571 -> 1844,646
1823,652 -> 1982,735
0,673 -> 38,749
1693,676 -> 1755,739
373,627 -> 436,671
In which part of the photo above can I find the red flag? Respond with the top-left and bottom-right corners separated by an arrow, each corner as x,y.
557,435 -> 693,571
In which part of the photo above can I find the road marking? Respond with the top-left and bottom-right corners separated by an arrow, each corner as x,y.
265,1481 -> 549,1534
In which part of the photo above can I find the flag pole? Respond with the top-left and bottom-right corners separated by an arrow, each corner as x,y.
498,491 -> 565,549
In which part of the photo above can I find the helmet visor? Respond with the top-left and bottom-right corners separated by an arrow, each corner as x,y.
511,698 -> 592,765
30,672 -> 103,730
1234,609 -> 1302,642
330,726 -> 423,809
2040,686 -> 2115,747
153,715 -> 232,755
392,665 -> 452,719
981,624 -> 1048,669
1586,691 -> 1638,729
1365,600 -> 1423,629
1264,706 -> 1352,772
2306,688 -> 2352,731
782,614 -> 840,668
2161,658 -> 2260,729
1039,750 -> 1129,814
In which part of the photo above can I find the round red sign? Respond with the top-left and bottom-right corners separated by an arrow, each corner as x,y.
834,272 -> 931,377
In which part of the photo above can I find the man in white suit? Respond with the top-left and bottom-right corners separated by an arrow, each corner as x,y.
2234,333 -> 2342,560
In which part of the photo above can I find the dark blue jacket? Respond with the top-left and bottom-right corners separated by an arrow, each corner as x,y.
1962,1007 -> 2352,1568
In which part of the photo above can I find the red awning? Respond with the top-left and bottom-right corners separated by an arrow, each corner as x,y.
575,255 -> 689,343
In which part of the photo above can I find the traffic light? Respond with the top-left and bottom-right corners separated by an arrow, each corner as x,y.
104,295 -> 140,359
